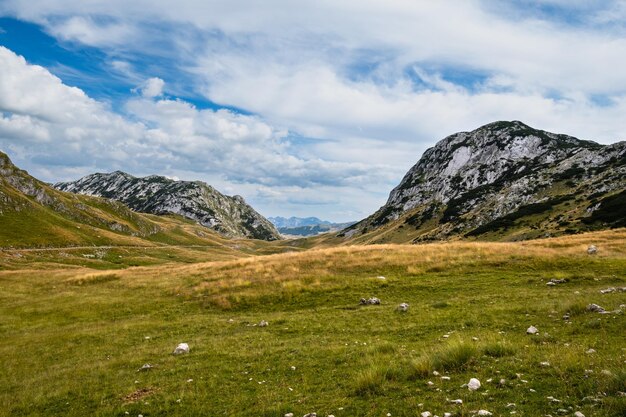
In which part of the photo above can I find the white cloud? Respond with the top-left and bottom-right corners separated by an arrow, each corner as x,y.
0,47 -> 384,221
138,77 -> 165,98
2,1 -> 626,220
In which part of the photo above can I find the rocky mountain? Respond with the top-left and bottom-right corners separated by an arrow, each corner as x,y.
55,172 -> 280,241
269,216 -> 355,237
343,121 -> 626,243
269,216 -> 331,228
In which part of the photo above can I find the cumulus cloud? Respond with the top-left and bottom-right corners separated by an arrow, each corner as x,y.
2,1 -> 626,219
138,77 -> 165,98
0,47 -> 386,216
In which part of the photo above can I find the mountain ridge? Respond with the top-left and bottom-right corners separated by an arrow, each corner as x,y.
55,171 -> 281,241
342,120 -> 626,242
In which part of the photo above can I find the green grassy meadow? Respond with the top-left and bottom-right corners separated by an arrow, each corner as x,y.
0,230 -> 625,416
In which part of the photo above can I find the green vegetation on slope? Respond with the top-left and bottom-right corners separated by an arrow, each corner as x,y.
0,229 -> 624,416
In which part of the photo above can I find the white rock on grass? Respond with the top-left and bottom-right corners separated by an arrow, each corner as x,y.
398,303 -> 409,312
468,378 -> 481,391
574,412 -> 585,417
449,399 -> 463,404
586,304 -> 606,313
477,410 -> 492,416
526,326 -> 539,335
259,320 -> 269,327
303,413 -> 317,417
284,414 -> 294,417
587,245 -> 597,255
421,412 -> 432,417
137,364 -> 153,372
173,343 -> 189,355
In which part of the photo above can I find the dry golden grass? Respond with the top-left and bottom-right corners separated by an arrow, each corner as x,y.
56,228 -> 623,309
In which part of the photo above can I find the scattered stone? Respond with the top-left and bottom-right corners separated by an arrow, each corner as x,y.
601,369 -> 613,376
421,412 -> 432,417
574,412 -> 585,417
397,303 -> 409,312
586,348 -> 596,354
587,245 -> 597,255
467,378 -> 481,391
506,403 -> 516,408
557,408 -> 568,414
477,410 -> 492,416
586,304 -> 606,313
173,343 -> 189,355
377,276 -> 387,280
432,371 -> 440,376
441,376 -> 451,381
290,366 -> 296,371
360,297 -> 381,305
526,326 -> 539,335
540,361 -> 550,367
303,413 -> 317,417
562,313 -> 570,320
259,320 -> 269,327
444,413 -> 452,417
442,334 -> 450,339
137,364 -> 153,372
449,399 -> 463,405
498,378 -> 506,387
546,281 -> 557,286
472,337 -> 479,341
427,381 -> 435,386
529,388 -> 536,392
548,278 -> 567,285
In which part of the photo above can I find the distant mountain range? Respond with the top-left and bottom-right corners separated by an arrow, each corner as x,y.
55,172 -> 280,240
269,216 -> 355,236
342,121 -> 626,243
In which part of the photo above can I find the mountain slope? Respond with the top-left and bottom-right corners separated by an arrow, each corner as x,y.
343,121 -> 626,243
55,172 -> 280,241
0,151 -> 283,254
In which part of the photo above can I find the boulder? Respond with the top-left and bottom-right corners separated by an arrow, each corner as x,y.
468,378 -> 481,391
526,325 -> 539,335
173,343 -> 189,355
587,245 -> 597,255
586,303 -> 606,313
397,303 -> 409,312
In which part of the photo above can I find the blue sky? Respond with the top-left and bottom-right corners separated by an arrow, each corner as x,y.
1,1 -> 626,222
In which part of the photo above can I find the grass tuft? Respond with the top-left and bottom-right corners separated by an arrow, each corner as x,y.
482,341 -> 516,358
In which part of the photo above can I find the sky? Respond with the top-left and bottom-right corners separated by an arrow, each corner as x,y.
1,1 -> 626,222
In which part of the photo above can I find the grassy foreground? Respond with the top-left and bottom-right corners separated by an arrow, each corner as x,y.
0,230 -> 625,416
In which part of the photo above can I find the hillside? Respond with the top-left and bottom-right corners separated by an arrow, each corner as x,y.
344,121 -> 626,244
55,172 -> 280,241
0,151 -> 280,256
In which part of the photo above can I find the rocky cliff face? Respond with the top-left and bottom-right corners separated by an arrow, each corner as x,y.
55,172 -> 281,240
346,121 -> 626,241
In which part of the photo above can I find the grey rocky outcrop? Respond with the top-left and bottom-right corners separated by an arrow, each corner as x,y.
55,171 -> 280,240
